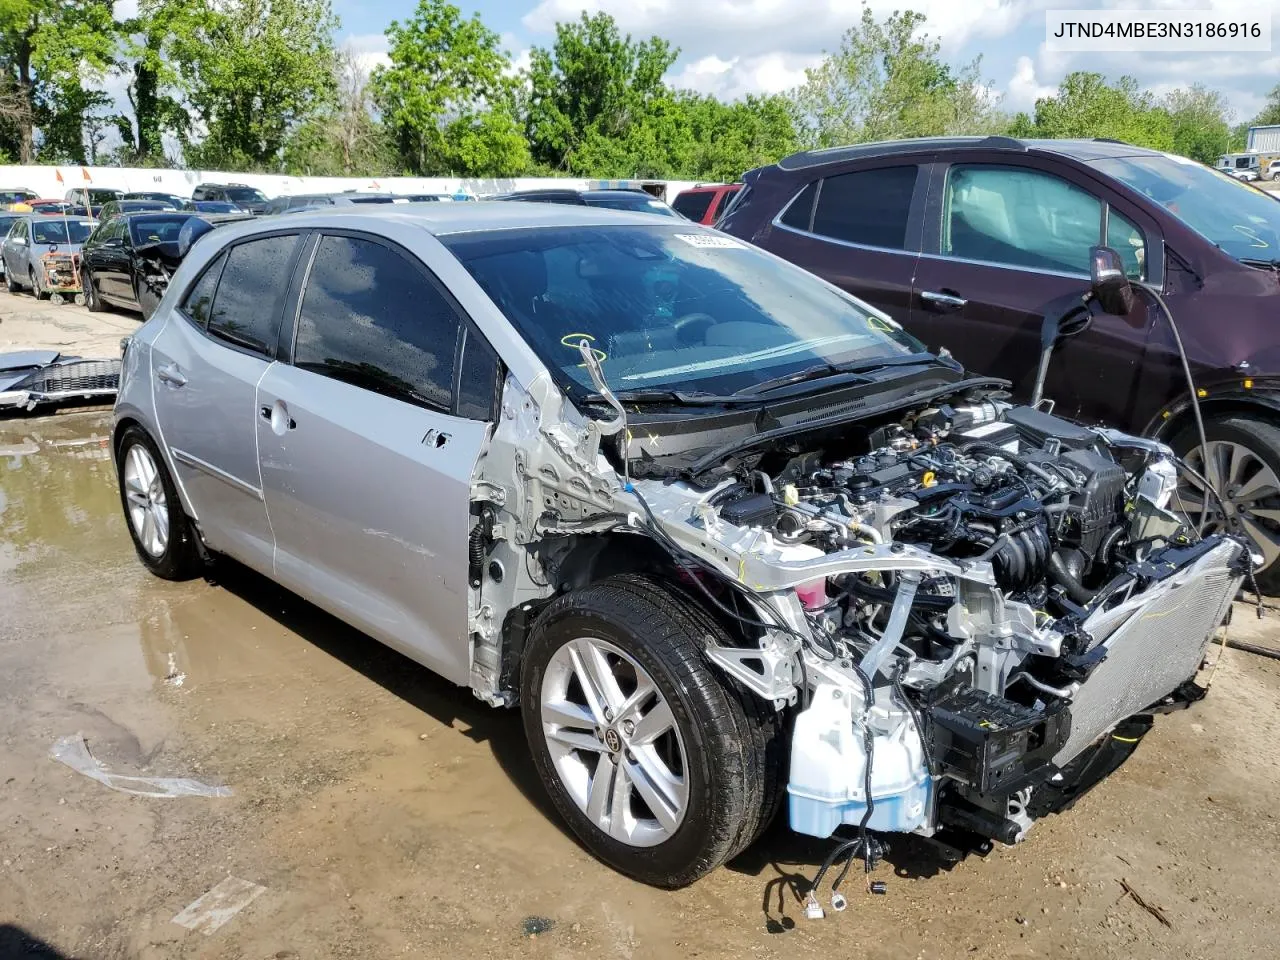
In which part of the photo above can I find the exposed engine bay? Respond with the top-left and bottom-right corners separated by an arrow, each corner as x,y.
469,371 -> 1248,860
606,399 -> 1246,848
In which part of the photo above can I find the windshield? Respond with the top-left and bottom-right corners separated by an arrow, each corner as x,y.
80,189 -> 122,204
589,196 -> 680,217
225,187 -> 267,202
1091,154 -> 1280,262
31,221 -> 91,244
130,215 -> 190,245
442,224 -> 924,397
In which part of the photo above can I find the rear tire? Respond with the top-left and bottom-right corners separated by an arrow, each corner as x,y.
520,574 -> 784,888
83,268 -> 106,312
1173,415 -> 1280,594
115,425 -> 203,580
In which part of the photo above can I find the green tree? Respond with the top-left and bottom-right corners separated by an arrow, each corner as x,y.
1022,72 -> 1173,150
673,92 -> 798,182
285,50 -> 397,175
790,2 -> 1000,148
371,0 -> 529,176
161,0 -> 339,170
0,0 -> 116,161
525,11 -> 677,174
1163,85 -> 1234,163
1252,83 -> 1280,128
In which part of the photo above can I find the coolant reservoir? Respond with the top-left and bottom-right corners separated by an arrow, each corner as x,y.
787,682 -> 931,838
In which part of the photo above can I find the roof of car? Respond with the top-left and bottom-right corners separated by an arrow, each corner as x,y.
222,201 -> 693,239
776,136 -> 1165,171
495,187 -> 655,202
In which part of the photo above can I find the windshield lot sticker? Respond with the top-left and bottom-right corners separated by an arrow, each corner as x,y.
672,234 -> 747,249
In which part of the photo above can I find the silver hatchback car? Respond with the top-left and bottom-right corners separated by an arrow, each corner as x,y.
114,204 -> 1244,893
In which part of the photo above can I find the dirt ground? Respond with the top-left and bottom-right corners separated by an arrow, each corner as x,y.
0,409 -> 1278,960
0,284 -> 136,358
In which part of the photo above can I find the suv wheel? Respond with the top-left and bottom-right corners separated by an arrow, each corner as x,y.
115,425 -> 203,580
1174,415 -> 1280,593
520,574 -> 784,888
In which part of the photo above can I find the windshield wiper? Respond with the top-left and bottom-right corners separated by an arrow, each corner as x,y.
1239,257 -> 1280,271
582,387 -> 748,406
733,352 -> 939,397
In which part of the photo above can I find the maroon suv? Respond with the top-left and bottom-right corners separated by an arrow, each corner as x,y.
719,136 -> 1280,588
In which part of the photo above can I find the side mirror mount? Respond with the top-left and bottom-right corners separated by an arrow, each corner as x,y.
1089,245 -> 1135,315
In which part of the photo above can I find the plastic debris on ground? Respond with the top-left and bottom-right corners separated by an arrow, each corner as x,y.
49,734 -> 232,798
171,876 -> 266,935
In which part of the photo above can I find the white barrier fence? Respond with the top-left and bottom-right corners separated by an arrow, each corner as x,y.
0,164 -> 706,203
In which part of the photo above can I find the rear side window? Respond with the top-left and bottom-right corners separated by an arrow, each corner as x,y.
810,166 -> 918,249
181,252 -> 226,328
207,234 -> 299,354
673,191 -> 715,222
294,235 -> 460,411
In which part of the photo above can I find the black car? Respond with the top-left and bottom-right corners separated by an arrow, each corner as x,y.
489,188 -> 682,217
81,212 -> 204,318
191,182 -> 271,214
99,199 -> 179,221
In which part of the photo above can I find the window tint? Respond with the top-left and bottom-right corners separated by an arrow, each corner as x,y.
295,235 -> 459,410
1106,209 -> 1147,281
208,235 -> 298,354
456,329 -> 499,420
811,166 -> 918,249
779,181 -> 817,230
944,166 -> 1101,274
673,191 -> 715,222
182,253 -> 226,328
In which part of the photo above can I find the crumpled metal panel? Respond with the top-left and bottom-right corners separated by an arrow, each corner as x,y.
1053,540 -> 1242,765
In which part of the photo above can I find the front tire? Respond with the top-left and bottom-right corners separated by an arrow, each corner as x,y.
115,425 -> 203,580
1173,415 -> 1280,593
6,268 -> 19,293
83,268 -> 106,312
29,267 -> 47,300
520,575 -> 784,888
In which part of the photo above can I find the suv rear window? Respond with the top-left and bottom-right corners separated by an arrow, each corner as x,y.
810,166 -> 918,249
673,191 -> 715,222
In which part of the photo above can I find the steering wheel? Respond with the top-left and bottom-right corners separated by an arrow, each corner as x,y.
671,311 -> 716,345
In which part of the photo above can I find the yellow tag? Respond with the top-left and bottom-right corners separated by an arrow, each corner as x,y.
782,484 -> 799,506
922,470 -> 936,487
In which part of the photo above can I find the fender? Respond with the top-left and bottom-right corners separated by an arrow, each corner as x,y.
1144,377 -> 1280,441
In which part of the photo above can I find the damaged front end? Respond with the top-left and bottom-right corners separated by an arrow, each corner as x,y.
466,366 -> 1246,854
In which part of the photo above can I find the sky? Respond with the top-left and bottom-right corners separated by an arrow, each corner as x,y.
336,0 -> 1280,122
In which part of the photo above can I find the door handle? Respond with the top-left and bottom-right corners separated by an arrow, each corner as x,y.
261,403 -> 296,430
920,290 -> 967,311
156,363 -> 187,386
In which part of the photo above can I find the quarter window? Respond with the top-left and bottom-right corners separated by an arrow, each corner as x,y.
455,329 -> 500,420
181,252 -> 226,328
944,166 -> 1104,275
810,166 -> 919,249
207,234 -> 299,354
294,235 -> 460,410
1106,209 -> 1148,281
779,181 -> 817,231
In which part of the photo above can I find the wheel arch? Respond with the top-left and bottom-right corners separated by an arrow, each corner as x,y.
1148,391 -> 1280,446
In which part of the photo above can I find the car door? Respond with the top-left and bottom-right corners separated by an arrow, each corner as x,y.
909,158 -> 1161,428
150,231 -> 305,574
754,163 -> 929,322
256,230 -> 498,686
4,220 -> 27,279
97,220 -> 134,304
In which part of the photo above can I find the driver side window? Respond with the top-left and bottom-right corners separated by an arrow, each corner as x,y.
942,165 -> 1147,280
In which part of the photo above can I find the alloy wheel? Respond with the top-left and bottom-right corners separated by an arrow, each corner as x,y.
122,444 -> 170,558
540,636 -> 689,847
1175,439 -> 1280,570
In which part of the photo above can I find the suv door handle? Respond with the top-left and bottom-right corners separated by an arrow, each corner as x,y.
920,290 -> 967,311
156,363 -> 187,387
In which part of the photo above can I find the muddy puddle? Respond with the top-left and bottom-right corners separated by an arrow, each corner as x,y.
2,411 -> 1280,959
